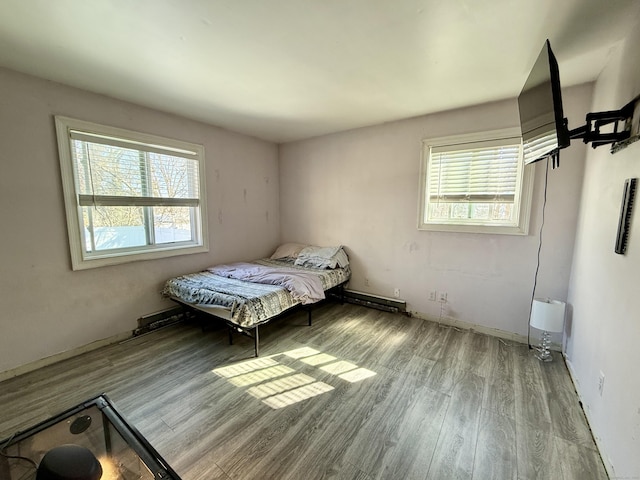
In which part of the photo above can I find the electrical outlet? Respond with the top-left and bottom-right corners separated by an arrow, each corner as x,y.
598,371 -> 605,396
364,278 -> 369,287
439,292 -> 448,303
429,290 -> 437,301
393,288 -> 400,298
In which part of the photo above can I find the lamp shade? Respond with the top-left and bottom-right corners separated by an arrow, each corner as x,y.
530,298 -> 565,333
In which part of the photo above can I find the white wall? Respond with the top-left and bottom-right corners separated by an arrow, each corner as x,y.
280,87 -> 591,339
566,20 -> 640,477
0,68 -> 280,374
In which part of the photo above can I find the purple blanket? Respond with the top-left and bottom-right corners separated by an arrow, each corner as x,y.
208,262 -> 325,305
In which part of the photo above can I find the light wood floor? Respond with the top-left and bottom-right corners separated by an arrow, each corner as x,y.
0,303 -> 607,479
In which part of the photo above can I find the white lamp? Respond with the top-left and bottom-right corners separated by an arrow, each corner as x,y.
529,298 -> 566,362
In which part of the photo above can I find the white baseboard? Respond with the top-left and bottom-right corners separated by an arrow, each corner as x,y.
409,310 -> 529,344
0,331 -> 132,383
563,355 -> 614,478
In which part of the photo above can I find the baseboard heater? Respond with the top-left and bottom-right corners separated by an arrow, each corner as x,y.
342,289 -> 407,313
134,305 -> 187,336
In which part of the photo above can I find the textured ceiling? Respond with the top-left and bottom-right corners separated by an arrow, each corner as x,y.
1,0 -> 639,143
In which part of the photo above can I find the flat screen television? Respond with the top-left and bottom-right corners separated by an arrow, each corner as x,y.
518,39 -> 570,165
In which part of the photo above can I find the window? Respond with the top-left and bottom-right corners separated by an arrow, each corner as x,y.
418,128 -> 533,234
56,116 -> 208,270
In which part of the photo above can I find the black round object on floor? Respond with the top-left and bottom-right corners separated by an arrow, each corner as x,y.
69,415 -> 92,435
36,444 -> 102,480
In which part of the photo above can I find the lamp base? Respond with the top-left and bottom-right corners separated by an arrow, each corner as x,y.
534,349 -> 554,362
534,330 -> 554,362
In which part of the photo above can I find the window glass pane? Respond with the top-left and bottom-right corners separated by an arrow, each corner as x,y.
82,206 -> 147,251
74,141 -> 145,197
470,204 -> 491,220
153,206 -> 194,244
492,203 -> 513,221
148,153 -> 199,199
451,203 -> 470,219
428,202 -> 450,221
72,142 -> 199,200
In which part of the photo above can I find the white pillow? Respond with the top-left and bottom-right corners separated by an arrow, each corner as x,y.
294,246 -> 349,269
270,242 -> 308,259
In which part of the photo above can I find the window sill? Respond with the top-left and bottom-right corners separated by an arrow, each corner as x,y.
70,243 -> 209,271
418,222 -> 529,235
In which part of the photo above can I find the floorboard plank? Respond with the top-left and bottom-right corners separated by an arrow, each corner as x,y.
513,348 -> 552,430
472,409 -> 517,480
426,370 -> 484,480
554,436 -> 608,480
515,421 -> 564,480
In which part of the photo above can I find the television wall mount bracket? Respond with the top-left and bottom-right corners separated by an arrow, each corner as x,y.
567,94 -> 640,152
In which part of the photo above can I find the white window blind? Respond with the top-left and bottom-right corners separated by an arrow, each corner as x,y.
428,139 -> 520,203
56,116 -> 208,270
522,130 -> 559,165
419,129 -> 533,235
70,130 -> 201,208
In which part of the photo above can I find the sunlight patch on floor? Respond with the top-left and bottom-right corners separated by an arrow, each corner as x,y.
283,347 -> 320,359
261,382 -> 335,410
300,353 -> 337,366
247,373 -> 316,399
339,367 -> 377,383
320,360 -> 358,375
211,347 -> 376,409
212,357 -> 279,378
320,361 -> 376,383
226,365 -> 295,387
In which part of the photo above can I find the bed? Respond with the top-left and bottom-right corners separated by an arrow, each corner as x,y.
162,244 -> 351,356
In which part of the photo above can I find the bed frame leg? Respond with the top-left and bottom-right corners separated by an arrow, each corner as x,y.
254,326 -> 259,357
228,326 -> 234,345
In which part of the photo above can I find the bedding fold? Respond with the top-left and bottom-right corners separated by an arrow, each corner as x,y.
208,262 -> 325,304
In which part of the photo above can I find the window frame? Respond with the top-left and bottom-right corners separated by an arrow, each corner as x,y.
418,127 -> 534,235
55,116 -> 209,270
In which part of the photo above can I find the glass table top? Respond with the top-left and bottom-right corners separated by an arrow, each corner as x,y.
0,394 -> 181,480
